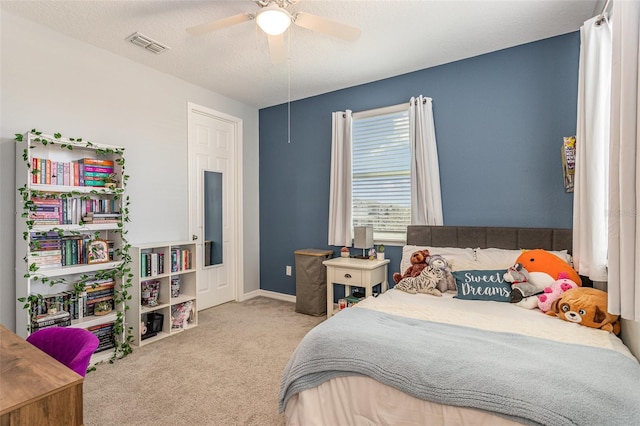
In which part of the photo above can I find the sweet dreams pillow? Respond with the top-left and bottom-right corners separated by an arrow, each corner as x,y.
452,269 -> 511,302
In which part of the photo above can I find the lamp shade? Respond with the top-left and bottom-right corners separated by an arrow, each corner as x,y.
353,226 -> 373,249
256,5 -> 292,36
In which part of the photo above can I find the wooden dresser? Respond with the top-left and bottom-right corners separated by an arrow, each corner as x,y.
0,324 -> 83,426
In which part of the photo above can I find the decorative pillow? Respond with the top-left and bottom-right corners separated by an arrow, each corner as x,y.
452,269 -> 511,302
400,245 -> 476,274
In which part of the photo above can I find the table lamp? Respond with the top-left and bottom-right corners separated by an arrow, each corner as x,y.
353,226 -> 373,259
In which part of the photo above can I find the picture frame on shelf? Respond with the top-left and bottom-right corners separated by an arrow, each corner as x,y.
87,239 -> 110,264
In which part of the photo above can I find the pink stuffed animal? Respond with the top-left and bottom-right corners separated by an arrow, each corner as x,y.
538,272 -> 578,314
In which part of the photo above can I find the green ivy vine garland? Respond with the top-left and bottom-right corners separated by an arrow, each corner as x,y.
15,129 -> 133,362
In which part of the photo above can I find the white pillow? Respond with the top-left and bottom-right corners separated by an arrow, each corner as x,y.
473,248 -> 521,269
474,248 -> 573,269
400,245 -> 477,274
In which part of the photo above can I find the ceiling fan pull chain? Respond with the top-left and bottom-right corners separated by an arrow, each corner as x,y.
288,31 -> 291,144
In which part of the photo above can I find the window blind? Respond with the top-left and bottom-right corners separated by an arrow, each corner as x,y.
352,109 -> 410,240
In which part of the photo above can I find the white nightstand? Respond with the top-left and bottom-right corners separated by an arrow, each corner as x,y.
323,257 -> 390,318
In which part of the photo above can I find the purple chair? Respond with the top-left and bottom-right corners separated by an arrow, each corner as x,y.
26,327 -> 100,377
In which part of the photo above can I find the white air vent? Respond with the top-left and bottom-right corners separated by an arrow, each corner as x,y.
125,32 -> 170,54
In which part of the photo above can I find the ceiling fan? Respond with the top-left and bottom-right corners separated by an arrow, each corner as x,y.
186,0 -> 361,64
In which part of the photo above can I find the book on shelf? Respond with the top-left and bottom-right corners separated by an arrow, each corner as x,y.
79,158 -> 115,167
150,253 -> 158,276
32,158 -> 38,184
63,162 -> 70,186
84,175 -> 110,181
45,159 -> 51,185
83,180 -> 107,187
84,171 -> 111,178
83,165 -> 114,173
57,162 -> 64,185
73,163 -> 80,186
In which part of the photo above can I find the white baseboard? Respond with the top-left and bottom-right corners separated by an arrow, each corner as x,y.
241,289 -> 296,303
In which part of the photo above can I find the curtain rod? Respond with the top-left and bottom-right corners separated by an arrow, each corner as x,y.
349,97 -> 429,118
596,0 -> 611,25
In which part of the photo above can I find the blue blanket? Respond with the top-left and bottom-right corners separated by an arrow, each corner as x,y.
279,307 -> 640,425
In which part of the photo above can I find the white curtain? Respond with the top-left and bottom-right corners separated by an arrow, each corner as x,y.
409,96 -> 443,225
573,15 -> 612,282
327,110 -> 353,246
607,0 -> 640,321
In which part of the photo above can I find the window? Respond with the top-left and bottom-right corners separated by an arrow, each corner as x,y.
352,104 -> 410,242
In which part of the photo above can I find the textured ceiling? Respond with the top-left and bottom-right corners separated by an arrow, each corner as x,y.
1,0 -> 602,108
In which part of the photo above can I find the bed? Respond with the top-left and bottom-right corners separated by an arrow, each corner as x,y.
279,226 -> 640,425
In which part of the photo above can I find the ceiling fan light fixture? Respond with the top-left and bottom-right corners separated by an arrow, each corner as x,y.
256,5 -> 292,36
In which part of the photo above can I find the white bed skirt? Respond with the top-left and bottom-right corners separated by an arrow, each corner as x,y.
286,375 -> 522,426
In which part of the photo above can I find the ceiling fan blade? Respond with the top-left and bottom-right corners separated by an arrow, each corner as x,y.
293,12 -> 361,42
186,13 -> 253,36
267,34 -> 286,64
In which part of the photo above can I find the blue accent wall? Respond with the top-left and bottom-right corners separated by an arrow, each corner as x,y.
259,32 -> 579,296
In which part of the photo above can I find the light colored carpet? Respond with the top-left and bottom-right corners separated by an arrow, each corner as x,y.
83,297 -> 324,426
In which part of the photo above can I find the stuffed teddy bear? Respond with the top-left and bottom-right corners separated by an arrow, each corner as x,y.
538,272 -> 578,313
427,254 -> 456,293
393,249 -> 430,284
548,287 -> 620,334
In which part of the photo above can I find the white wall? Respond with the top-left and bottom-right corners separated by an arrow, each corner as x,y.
0,11 -> 260,331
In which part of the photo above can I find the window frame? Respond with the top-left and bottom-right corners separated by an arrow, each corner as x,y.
352,102 -> 411,245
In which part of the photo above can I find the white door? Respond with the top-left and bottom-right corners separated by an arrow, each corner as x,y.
188,103 -> 242,310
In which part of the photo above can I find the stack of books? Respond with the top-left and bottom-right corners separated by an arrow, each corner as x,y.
79,158 -> 114,187
82,212 -> 122,224
84,279 -> 115,316
31,310 -> 71,331
29,198 -> 62,225
87,322 -> 115,353
29,232 -> 63,269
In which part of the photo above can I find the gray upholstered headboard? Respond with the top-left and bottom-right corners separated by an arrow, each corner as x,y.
406,225 -> 573,254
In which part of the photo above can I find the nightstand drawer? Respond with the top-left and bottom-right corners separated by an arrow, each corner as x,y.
333,268 -> 363,285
